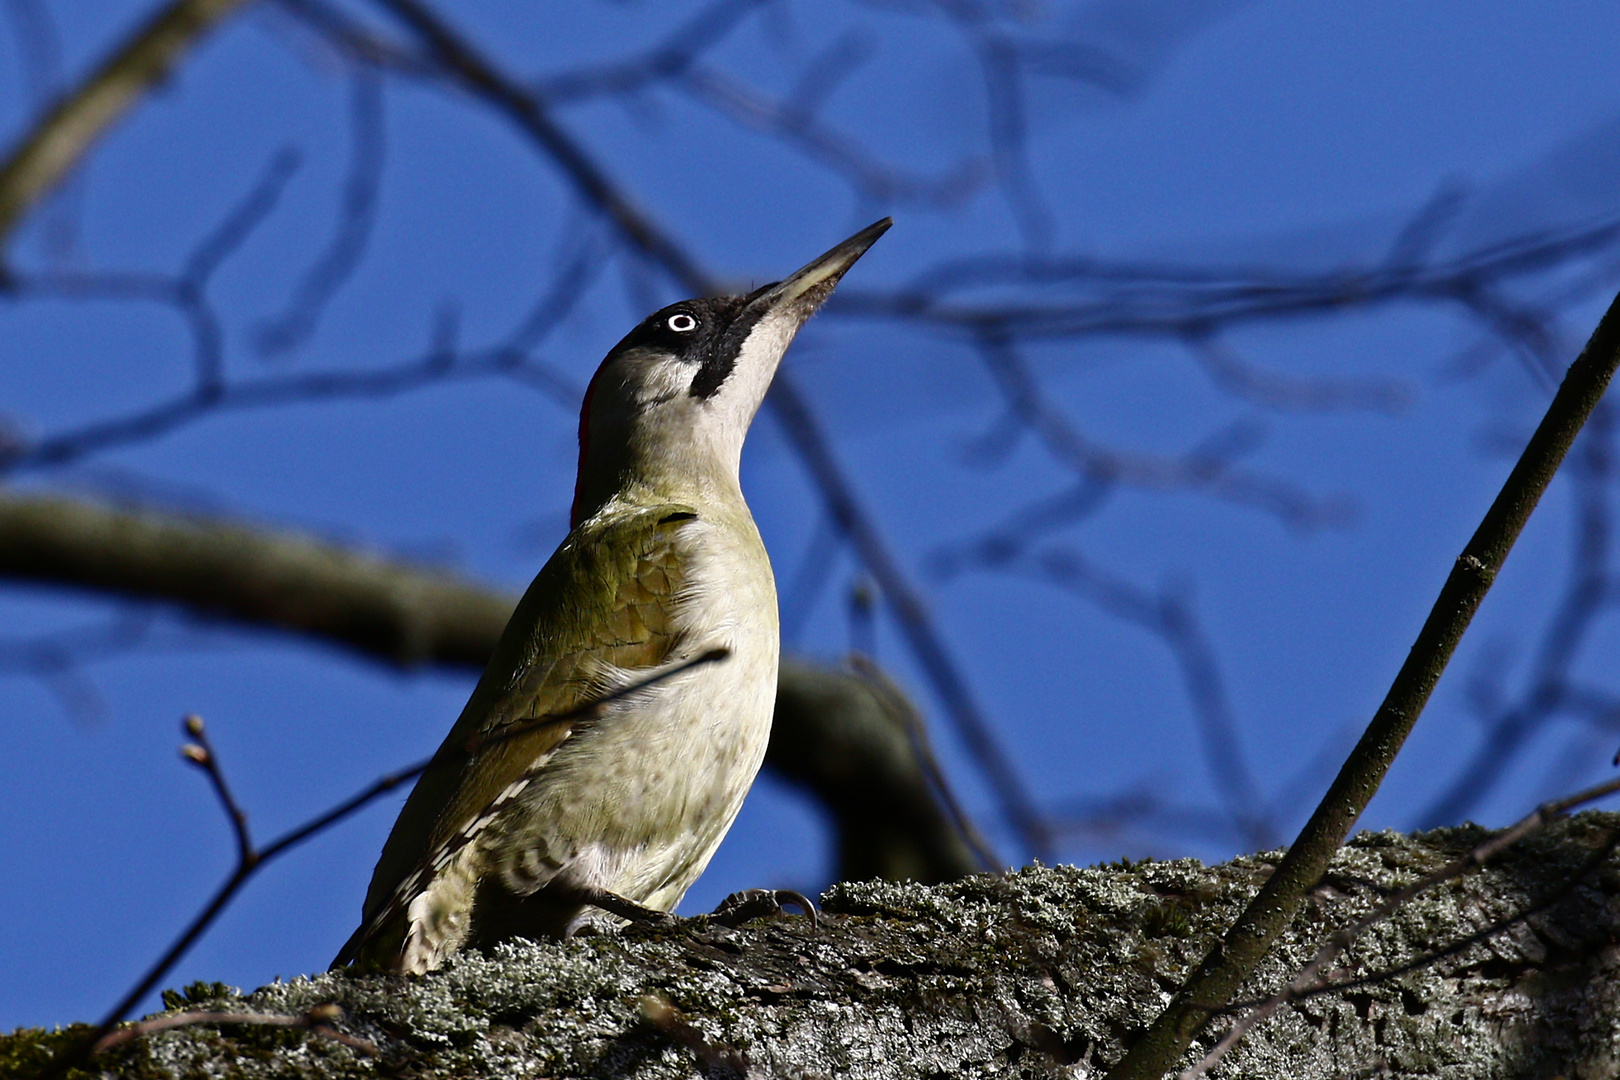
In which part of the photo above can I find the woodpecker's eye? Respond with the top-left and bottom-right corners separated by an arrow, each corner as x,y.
667,313 -> 698,333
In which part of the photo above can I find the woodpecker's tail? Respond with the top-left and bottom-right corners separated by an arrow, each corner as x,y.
329,912 -> 406,972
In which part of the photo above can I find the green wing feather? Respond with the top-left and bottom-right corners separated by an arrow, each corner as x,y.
334,503 -> 697,967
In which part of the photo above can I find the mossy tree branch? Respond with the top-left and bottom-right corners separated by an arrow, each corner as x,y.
13,813 -> 1620,1079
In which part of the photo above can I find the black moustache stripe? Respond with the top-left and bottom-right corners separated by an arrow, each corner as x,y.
690,299 -> 768,400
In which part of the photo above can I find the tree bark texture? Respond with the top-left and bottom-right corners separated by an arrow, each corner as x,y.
8,813 -> 1618,1079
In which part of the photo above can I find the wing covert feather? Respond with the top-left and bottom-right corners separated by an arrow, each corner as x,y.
357,504 -> 697,922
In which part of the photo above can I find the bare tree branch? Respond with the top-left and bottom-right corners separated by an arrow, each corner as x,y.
0,0 -> 257,258
772,653 -> 985,882
0,491 -> 512,666
251,62 -> 385,359
1010,546 -> 1273,849
837,217 -> 1620,342
0,489 -> 983,886
1419,405 -> 1620,826
961,333 -> 1355,532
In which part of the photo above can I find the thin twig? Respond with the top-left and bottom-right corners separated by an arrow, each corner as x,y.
1286,825 -> 1620,1003
253,63 -> 386,358
41,649 -> 729,1078
1106,286 -> 1620,1080
969,335 -> 1352,532
92,1003 -> 376,1056
767,373 -> 1051,860
1013,545 -> 1274,850
0,608 -> 157,725
180,714 -> 253,866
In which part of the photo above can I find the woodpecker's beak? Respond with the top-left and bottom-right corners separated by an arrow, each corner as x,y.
697,218 -> 891,411
744,217 -> 892,323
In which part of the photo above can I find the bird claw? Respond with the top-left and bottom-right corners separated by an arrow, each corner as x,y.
709,888 -> 818,928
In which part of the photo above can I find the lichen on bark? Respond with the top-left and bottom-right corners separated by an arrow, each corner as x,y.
10,812 -> 1619,1079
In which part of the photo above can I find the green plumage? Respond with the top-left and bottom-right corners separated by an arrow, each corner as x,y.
335,502 -> 698,970
333,218 -> 887,975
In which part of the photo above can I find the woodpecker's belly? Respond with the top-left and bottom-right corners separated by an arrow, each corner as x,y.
485,509 -> 778,914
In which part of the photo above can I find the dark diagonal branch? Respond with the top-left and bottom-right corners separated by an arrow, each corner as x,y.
1106,287 -> 1620,1080
356,0 -> 1044,860
1418,405 -> 1620,826
1183,773 -> 1620,1079
764,376 -> 1050,859
1,0 -> 85,262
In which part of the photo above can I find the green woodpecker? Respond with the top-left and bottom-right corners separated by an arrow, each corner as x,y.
333,219 -> 891,974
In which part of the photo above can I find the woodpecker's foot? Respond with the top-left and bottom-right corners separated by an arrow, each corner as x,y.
573,887 -> 679,929
710,888 -> 818,928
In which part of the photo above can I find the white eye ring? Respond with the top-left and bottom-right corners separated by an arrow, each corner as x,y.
667,313 -> 697,333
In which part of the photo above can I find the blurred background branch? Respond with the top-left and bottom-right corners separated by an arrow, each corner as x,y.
0,0 -> 255,255
0,489 -> 983,882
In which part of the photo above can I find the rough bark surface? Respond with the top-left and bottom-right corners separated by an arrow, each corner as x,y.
8,813 -> 1619,1079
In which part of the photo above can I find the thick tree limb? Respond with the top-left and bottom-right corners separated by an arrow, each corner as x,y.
0,0 -> 256,257
13,813 -> 1620,1078
0,491 -> 508,667
1107,287 -> 1620,1080
0,490 -> 979,884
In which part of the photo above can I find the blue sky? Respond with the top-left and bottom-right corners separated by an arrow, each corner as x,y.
5,0 -> 1620,1030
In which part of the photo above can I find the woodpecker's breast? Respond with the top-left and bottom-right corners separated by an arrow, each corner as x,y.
488,498 -> 779,910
